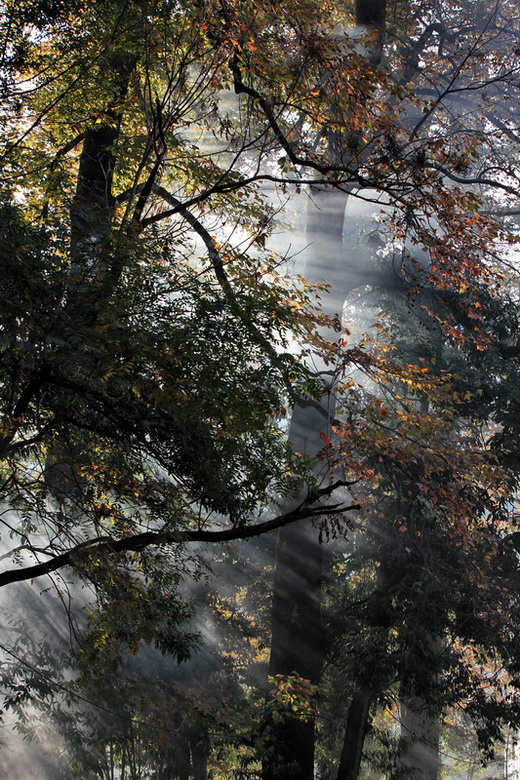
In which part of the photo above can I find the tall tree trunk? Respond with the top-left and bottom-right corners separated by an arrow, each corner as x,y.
397,404 -> 441,780
70,52 -> 136,250
45,53 -> 136,501
398,695 -> 441,780
69,52 -> 136,328
263,189 -> 349,780
335,553 -> 401,780
263,3 -> 386,776
191,729 -> 210,780
336,686 -> 373,780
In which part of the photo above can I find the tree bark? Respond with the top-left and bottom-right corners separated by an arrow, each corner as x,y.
190,730 -> 210,780
264,0 -> 388,772
337,686 -> 373,780
398,695 -> 441,780
263,188 -> 349,780
263,0 -> 386,766
70,53 -> 136,250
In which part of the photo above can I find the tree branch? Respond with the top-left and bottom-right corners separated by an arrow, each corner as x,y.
0,375 -> 46,458
150,185 -> 231,290
0,482 -> 360,587
147,185 -> 339,426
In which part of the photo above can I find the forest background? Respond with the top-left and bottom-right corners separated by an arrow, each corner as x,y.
0,0 -> 519,777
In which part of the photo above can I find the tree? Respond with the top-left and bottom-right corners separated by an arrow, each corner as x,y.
261,0 -> 520,775
321,295 -> 520,780
0,0 -> 519,776
0,0 -> 365,588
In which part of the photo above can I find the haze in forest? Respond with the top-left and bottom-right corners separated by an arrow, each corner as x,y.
0,0 -> 518,778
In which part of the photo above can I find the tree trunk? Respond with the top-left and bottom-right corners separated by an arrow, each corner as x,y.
191,731 -> 210,780
70,52 -> 136,250
263,188 -> 349,780
335,555 -> 399,780
398,696 -> 441,780
69,52 -> 136,331
264,490 -> 327,779
336,686 -> 373,780
263,3 -> 387,775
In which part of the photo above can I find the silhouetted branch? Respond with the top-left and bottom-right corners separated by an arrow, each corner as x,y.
0,481 -> 360,587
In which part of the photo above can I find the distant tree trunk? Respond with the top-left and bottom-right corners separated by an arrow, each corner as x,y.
188,669 -> 211,780
263,189 -> 349,780
397,402 -> 441,780
264,485 -> 327,779
263,184 -> 399,777
177,751 -> 190,780
336,686 -> 373,780
191,731 -> 210,780
398,695 -> 441,780
263,2 -> 386,775
335,555 -> 400,780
